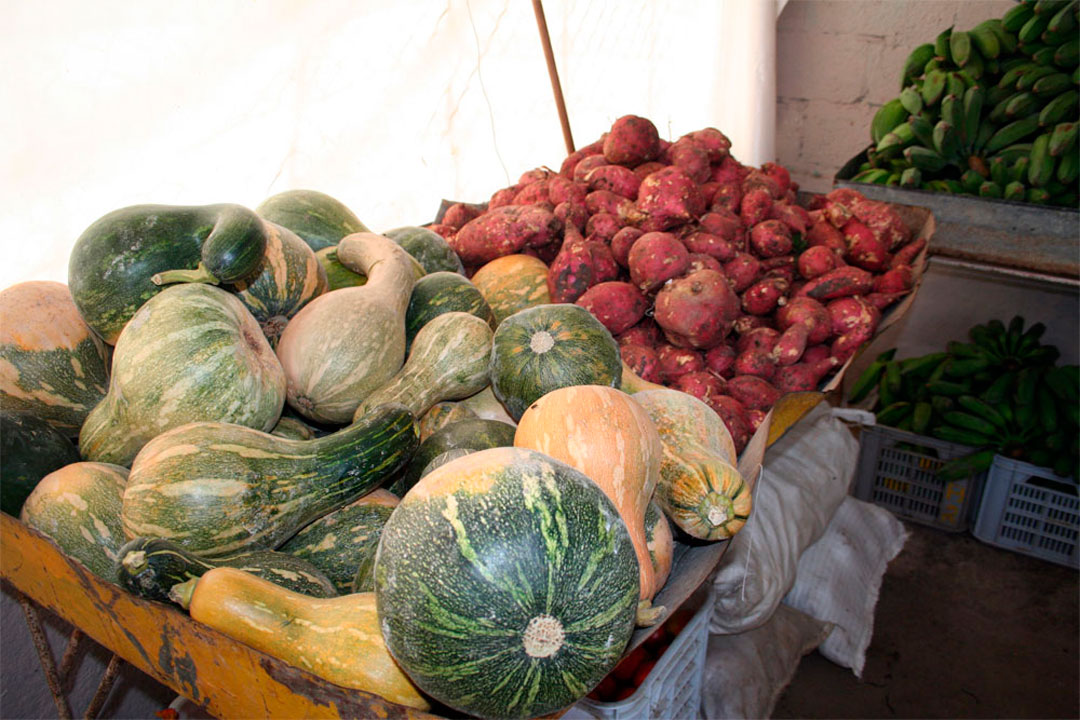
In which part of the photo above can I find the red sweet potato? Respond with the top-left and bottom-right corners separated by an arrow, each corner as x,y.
749,220 -> 793,258
796,266 -> 874,300
767,202 -> 809,235
873,264 -> 914,294
797,245 -> 842,279
698,181 -> 722,207
709,182 -> 744,215
773,356 -> 842,393
672,370 -> 726,405
831,325 -> 876,362
740,187 -> 773,227
805,219 -> 847,254
801,344 -> 831,365
741,276 -> 790,316
826,296 -> 881,362
773,297 -> 830,366
424,223 -> 456,241
628,232 -> 691,293
761,257 -> 797,284
686,127 -> 732,163
635,167 -> 706,230
633,161 -> 667,181
586,189 -> 635,219
733,314 -> 773,335
723,253 -> 762,293
573,154 -> 610,183
865,292 -> 906,311
654,269 -> 741,349
519,167 -> 554,186
585,164 -> 642,200
710,156 -> 748,185
441,202 -> 485,231
610,226 -> 644,269
761,162 -> 792,195
842,220 -> 889,272
548,175 -> 588,205
687,253 -> 725,275
890,236 -> 926,268
450,204 -> 561,265
667,137 -> 711,184
617,317 -> 661,348
699,210 -> 743,241
705,343 -> 738,378
823,198 -> 853,228
621,344 -> 663,384
513,180 -> 552,207
585,212 -> 623,244
554,200 -> 589,233
547,236 -> 619,304
851,198 -> 911,250
683,231 -> 737,262
745,408 -> 768,432
575,281 -> 648,336
733,347 -> 777,380
559,139 -> 604,178
603,115 -> 661,166
708,395 -> 751,455
735,326 -> 780,354
742,170 -> 782,199
657,343 -> 706,381
725,375 -> 782,411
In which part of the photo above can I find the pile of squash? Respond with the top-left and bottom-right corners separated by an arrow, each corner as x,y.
1,188 -> 753,720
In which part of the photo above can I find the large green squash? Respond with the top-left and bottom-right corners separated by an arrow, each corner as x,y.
489,304 -> 622,421
68,204 -> 268,343
116,536 -> 337,604
122,403 -> 417,556
0,412 -> 81,517
78,284 -> 286,467
0,281 -> 110,435
279,489 -> 399,594
384,225 -> 465,275
405,272 -> 495,352
20,462 -> 129,582
256,189 -> 370,252
375,446 -> 640,720
389,416 -> 518,497
275,233 -> 416,424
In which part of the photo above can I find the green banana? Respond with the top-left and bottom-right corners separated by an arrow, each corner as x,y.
946,355 -> 992,377
849,360 -> 886,404
1037,384 -> 1060,433
1010,155 -> 1031,182
908,114 -> 936,148
931,394 -> 955,416
951,29 -> 973,67
1015,366 -> 1041,405
1050,191 -> 1079,207
876,122 -> 917,154
871,98 -> 909,144
1019,345 -> 1061,367
878,371 -> 898,408
900,85 -> 924,115
1033,0 -> 1071,16
962,85 -> 985,148
990,142 -> 1036,164
1003,3 -> 1036,33
925,379 -> 972,397
1056,146 -> 1078,183
922,69 -> 948,107
932,120 -> 961,162
990,155 -> 1010,185
945,72 -> 967,100
970,23 -> 1002,59
1027,186 -> 1053,202
1031,45 -> 1059,66
1041,27 -> 1072,46
1031,72 -> 1074,96
900,166 -> 923,188
1004,91 -> 1043,119
981,371 -> 1016,405
1018,12 -> 1051,46
972,120 -> 997,153
851,168 -> 893,184
1004,180 -> 1028,200
912,401 -> 934,434
899,352 -> 949,379
1044,365 -> 1080,402
1038,89 -> 1079,127
931,424 -> 995,447
969,323 -> 1006,357
1049,121 -> 1078,155
1046,0 -> 1078,34
961,168 -> 986,192
876,401 -> 913,428
979,181 -> 1004,198
943,411 -> 1000,438
901,43 -> 937,89
997,63 -> 1033,89
1054,37 -> 1079,68
905,146 -> 948,172
1027,131 -> 1056,187
984,116 -> 1042,153
957,395 -> 1009,430
1016,64 -> 1058,90
966,47 -> 986,79
936,448 -> 996,482
934,26 -> 953,63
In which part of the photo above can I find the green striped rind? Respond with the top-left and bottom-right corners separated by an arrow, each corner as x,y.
384,226 -> 466,275
471,255 -> 552,327
68,204 -> 267,343
256,190 -> 370,252
279,490 -> 399,593
0,412 -> 81,516
269,415 -> 317,441
643,500 -> 671,582
227,222 -> 328,346
633,389 -> 738,465
405,272 -> 495,353
390,417 -> 518,497
489,304 -> 622,422
20,462 -> 129,582
78,284 -> 286,467
315,246 -> 368,291
116,536 -> 337,604
417,401 -> 478,441
352,312 -> 494,423
122,403 -> 418,556
375,447 -> 639,720
0,281 -> 110,435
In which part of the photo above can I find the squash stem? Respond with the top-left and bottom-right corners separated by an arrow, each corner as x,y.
168,577 -> 199,610
151,263 -> 221,286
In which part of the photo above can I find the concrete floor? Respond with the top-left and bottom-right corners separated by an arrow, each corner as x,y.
773,522 -> 1080,720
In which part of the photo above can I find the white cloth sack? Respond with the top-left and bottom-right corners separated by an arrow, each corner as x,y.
701,603 -> 833,720
782,495 -> 909,677
710,402 -> 858,634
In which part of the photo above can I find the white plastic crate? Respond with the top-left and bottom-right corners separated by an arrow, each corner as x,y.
566,593 -> 712,720
972,455 -> 1079,569
853,423 -> 986,532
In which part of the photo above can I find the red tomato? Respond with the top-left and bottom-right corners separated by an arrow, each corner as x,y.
587,675 -> 617,701
632,658 -> 657,687
665,609 -> 693,638
612,685 -> 638,701
611,645 -> 651,683
643,624 -> 668,650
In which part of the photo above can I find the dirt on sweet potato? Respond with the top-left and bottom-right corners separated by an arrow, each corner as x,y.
667,136 -> 711,184
657,343 -> 706,382
705,343 -> 738,378
741,276 -> 790,316
671,370 -> 726,405
621,343 -> 663,384
635,167 -> 706,230
723,253 -> 762,293
450,204 -> 562,266
585,164 -> 642,200
585,212 -> 623,244
654,268 -> 741,349
725,375 -> 782,411
610,226 -> 644,269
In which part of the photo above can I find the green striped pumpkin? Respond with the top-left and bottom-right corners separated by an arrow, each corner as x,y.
489,304 -> 622,422
279,489 -> 399,594
122,403 -> 418,556
471,254 -> 552,326
20,462 -> 129,582
0,412 -> 81,517
256,189 -> 370,252
384,225 -> 465,275
116,536 -> 337,604
375,446 -> 640,720
78,284 -> 286,467
405,271 -> 495,353
68,204 -> 268,344
0,281 -> 110,435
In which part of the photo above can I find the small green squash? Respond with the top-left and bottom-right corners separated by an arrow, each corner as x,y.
78,284 -> 286,467
116,536 -> 337,604
405,272 -> 494,352
0,281 -> 110,435
122,403 -> 417,556
471,254 -> 552,325
0,412 -> 81,517
315,246 -> 367,290
256,189 -> 370,252
20,462 -> 129,581
276,233 -> 416,424
417,401 -> 477,441
279,489 -> 399,594
489,304 -> 622,421
352,312 -> 494,423
374,446 -> 640,720
384,225 -> 465,275
389,416 -> 518,497
69,204 -> 268,343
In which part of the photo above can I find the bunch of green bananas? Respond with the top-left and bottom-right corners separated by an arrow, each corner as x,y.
848,315 -> 1079,482
855,0 -> 1079,207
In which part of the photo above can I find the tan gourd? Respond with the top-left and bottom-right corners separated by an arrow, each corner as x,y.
513,384 -> 665,625
171,567 -> 429,710
275,233 -> 416,424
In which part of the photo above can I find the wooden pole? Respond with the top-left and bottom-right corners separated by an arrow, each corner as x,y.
532,0 -> 574,154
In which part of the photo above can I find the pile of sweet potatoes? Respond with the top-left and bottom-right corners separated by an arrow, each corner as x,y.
428,115 -> 923,454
